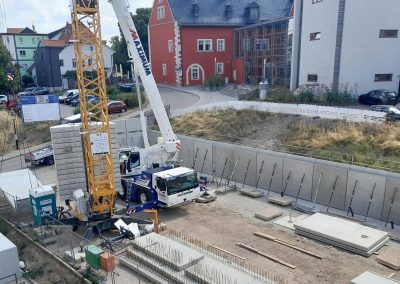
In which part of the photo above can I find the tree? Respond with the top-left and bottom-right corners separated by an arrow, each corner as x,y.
110,7 -> 151,74
0,43 -> 20,94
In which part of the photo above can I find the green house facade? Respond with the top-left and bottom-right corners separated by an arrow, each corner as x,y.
0,27 -> 48,77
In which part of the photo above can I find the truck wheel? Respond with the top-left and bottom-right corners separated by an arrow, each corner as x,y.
46,157 -> 54,165
118,181 -> 127,199
137,188 -> 149,204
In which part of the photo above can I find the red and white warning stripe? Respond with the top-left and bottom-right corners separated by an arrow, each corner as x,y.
6,73 -> 14,81
176,142 -> 181,152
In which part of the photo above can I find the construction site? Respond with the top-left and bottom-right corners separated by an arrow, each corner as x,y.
0,1 -> 400,284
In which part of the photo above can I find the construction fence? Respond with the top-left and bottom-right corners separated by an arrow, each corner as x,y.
148,130 -> 400,225
170,101 -> 386,124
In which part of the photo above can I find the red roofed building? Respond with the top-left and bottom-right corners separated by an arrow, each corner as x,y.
149,0 -> 293,86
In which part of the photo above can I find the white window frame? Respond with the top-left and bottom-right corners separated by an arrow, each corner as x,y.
216,62 -> 224,75
72,59 -> 76,68
307,74 -> 318,82
18,37 -> 23,43
191,66 -> 199,80
197,39 -> 212,52
312,0 -> 323,3
157,6 -> 165,20
159,0 -> 163,3
32,38 -> 36,44
310,32 -> 321,41
255,39 -> 269,50
88,59 -> 92,66
162,63 -> 167,76
60,59 -> 64,67
168,40 -> 173,53
19,50 -> 26,56
217,39 -> 225,51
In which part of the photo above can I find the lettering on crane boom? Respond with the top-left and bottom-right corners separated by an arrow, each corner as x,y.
129,28 -> 151,76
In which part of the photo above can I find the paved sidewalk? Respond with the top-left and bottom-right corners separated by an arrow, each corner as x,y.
158,84 -> 238,107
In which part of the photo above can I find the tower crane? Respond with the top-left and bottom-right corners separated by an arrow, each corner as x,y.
70,0 -> 204,220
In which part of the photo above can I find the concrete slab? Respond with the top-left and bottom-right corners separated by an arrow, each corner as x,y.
351,271 -> 400,284
312,164 -> 348,210
254,208 -> 283,221
239,188 -> 263,198
132,233 -> 204,271
296,229 -> 389,257
273,214 -> 309,230
267,196 -> 294,206
293,213 -> 389,253
185,254 -> 269,284
346,171 -> 386,220
376,248 -> 400,270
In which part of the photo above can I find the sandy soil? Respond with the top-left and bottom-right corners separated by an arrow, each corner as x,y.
158,191 -> 400,284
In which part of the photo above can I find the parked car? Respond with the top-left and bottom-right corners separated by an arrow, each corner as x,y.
359,90 -> 399,105
6,97 -> 17,110
88,96 -> 110,105
18,87 -> 49,96
58,89 -> 79,103
107,101 -> 127,114
0,95 -> 7,104
370,105 -> 400,122
17,87 -> 36,97
71,95 -> 94,107
65,93 -> 79,105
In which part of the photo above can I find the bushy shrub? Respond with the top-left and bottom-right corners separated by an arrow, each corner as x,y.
204,75 -> 225,89
268,87 -> 297,103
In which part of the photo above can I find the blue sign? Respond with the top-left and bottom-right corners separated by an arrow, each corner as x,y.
20,95 -> 59,105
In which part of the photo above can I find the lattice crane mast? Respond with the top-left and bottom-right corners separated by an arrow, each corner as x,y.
71,0 -> 115,220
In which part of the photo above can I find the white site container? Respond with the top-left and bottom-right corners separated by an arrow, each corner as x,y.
0,233 -> 22,284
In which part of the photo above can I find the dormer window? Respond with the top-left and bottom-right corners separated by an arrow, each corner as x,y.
247,2 -> 260,23
193,2 -> 200,17
225,3 -> 233,18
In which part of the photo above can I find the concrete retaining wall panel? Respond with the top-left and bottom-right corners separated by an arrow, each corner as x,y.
282,158 -> 314,201
312,164 -> 348,210
346,171 -> 386,220
192,141 -> 213,174
233,148 -> 257,187
256,152 -> 284,192
147,130 -> 159,145
212,143 -> 235,180
382,178 -> 400,224
177,135 -> 195,168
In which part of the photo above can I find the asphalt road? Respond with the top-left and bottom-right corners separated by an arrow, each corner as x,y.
59,86 -> 200,119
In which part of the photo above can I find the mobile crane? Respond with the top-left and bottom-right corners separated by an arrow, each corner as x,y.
70,0 -> 203,222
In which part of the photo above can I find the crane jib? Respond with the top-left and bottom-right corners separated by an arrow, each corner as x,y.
134,40 -> 151,76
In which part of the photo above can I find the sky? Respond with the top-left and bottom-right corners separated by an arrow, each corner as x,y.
1,0 -> 153,43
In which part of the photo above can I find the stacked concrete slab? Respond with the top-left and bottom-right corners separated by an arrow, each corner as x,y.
125,233 -> 275,284
351,271 -> 400,284
51,123 -> 121,201
294,213 -> 389,256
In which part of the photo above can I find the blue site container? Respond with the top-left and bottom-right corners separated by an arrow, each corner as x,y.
30,185 -> 57,225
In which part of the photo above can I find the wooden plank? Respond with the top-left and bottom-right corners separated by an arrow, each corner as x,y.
236,243 -> 296,269
254,232 -> 323,260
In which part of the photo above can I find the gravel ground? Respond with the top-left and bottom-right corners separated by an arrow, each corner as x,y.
158,187 -> 400,284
